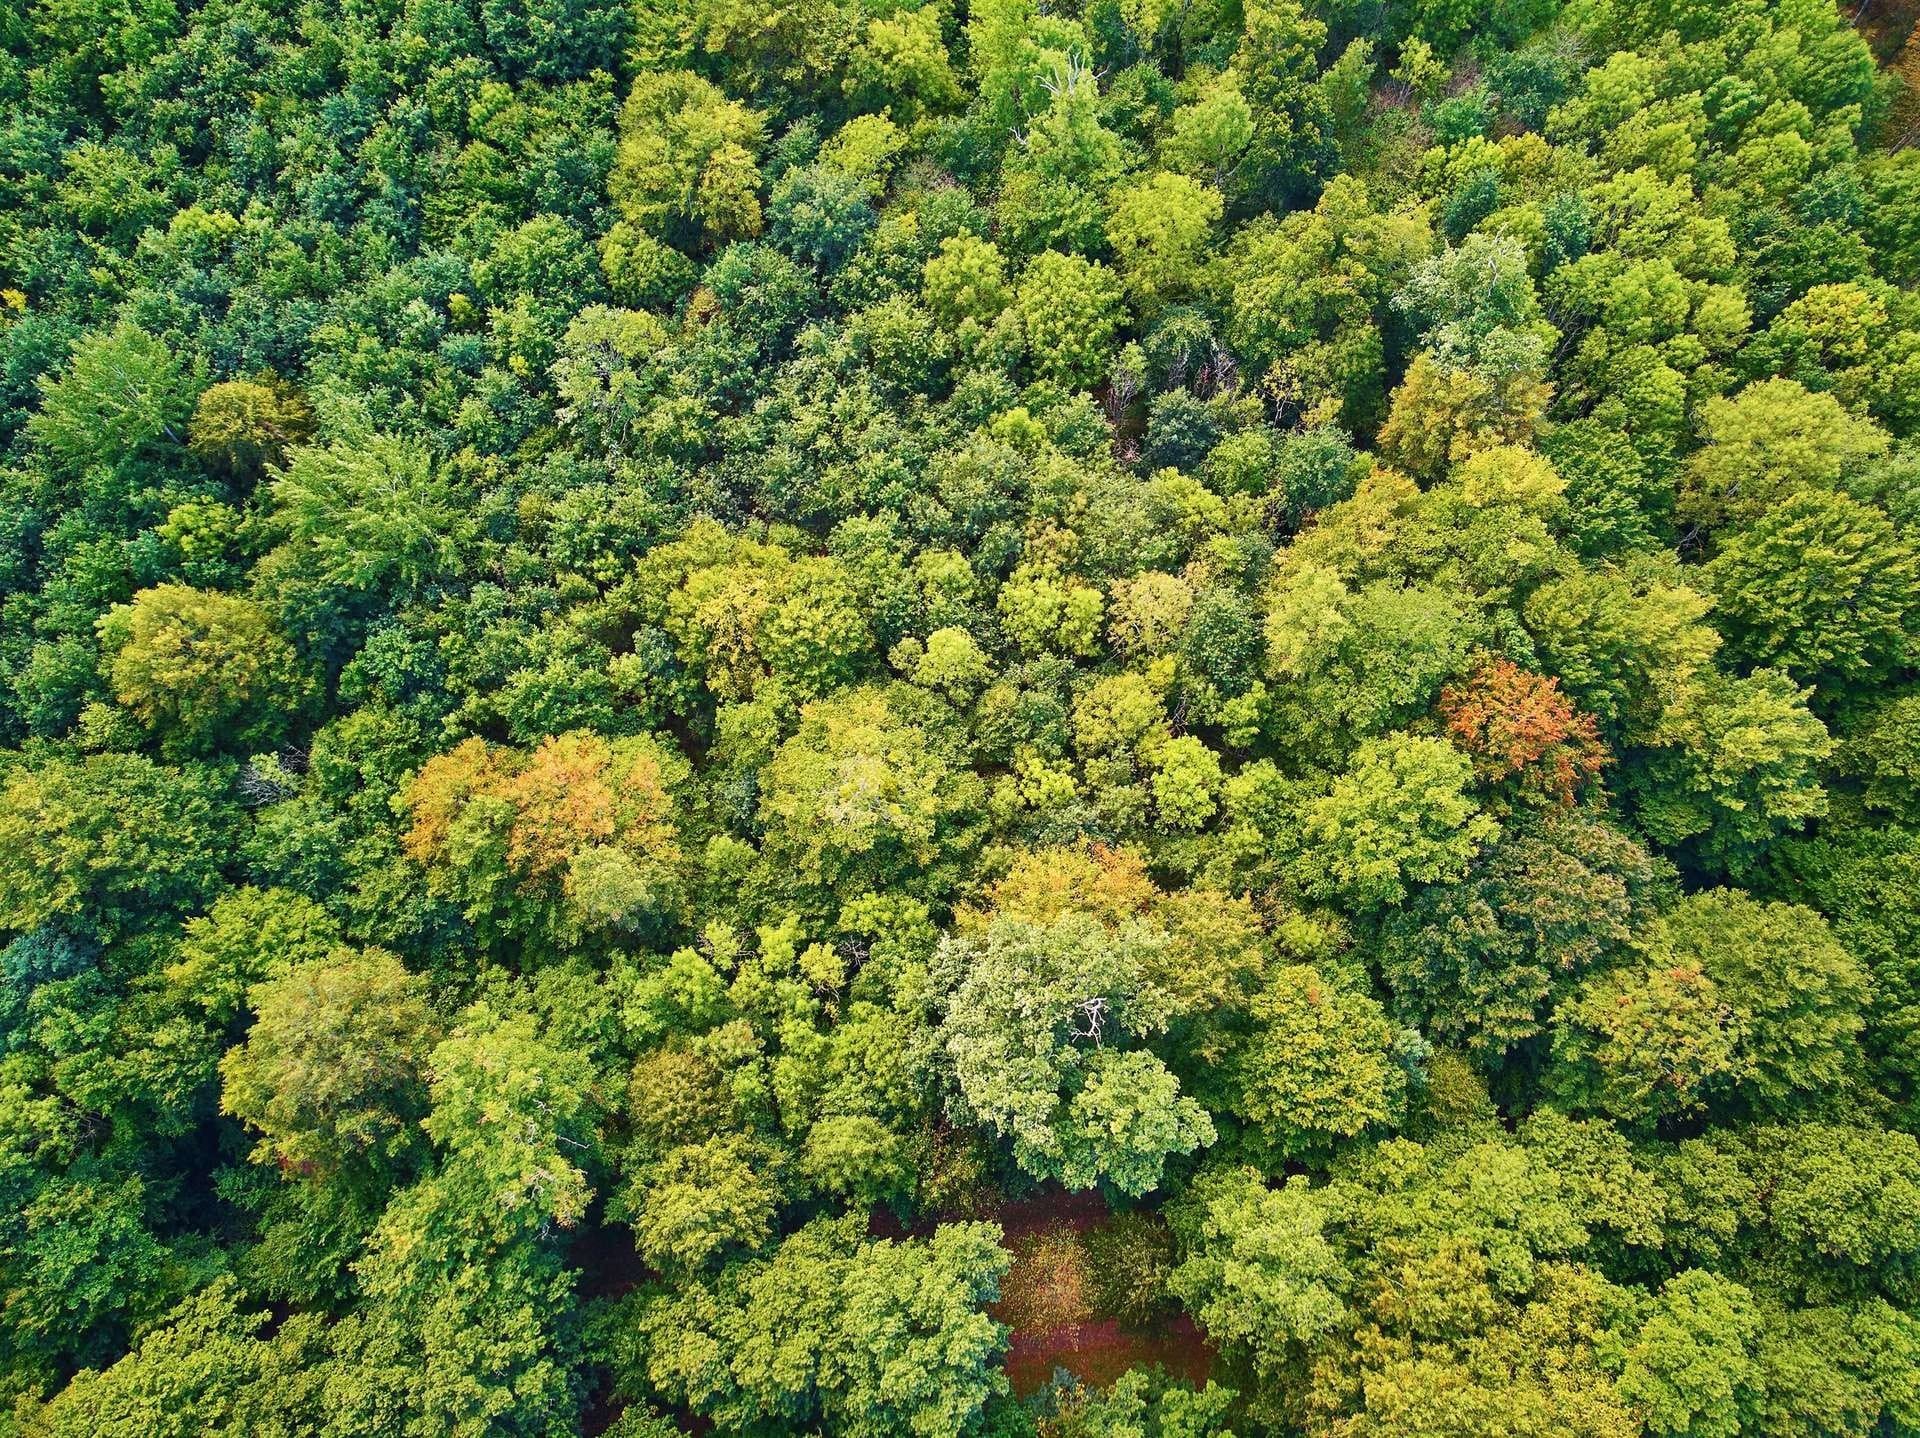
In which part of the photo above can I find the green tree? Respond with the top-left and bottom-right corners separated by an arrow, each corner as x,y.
1702,488 -> 1920,692
1678,379 -> 1890,529
1378,814 -> 1668,1057
1656,891 -> 1869,1112
163,886 -> 343,1028
936,913 -> 1213,1195
1627,668 -> 1831,874
1228,0 -> 1331,201
0,753 -> 239,941
1296,734 -> 1500,907
97,585 -> 312,755
610,71 -> 766,247
1014,251 -> 1124,389
220,947 -> 440,1181
16,1279 -> 324,1438
322,1000 -> 601,1438
768,164 -> 877,271
1104,173 -> 1225,309
623,1135 -> 779,1273
1550,892 -> 1868,1125
1524,561 -> 1722,744
1549,959 -> 1744,1127
757,688 -> 981,898
186,377 -> 313,477
633,1216 -> 1011,1438
923,234 -> 1012,328
28,321 -> 196,477
1167,1166 -> 1350,1378
262,433 -> 473,654
1221,965 -> 1409,1162
1619,1271 -> 1765,1438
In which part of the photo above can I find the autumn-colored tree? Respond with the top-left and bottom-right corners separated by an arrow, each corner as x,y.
403,730 -> 688,943
1439,657 -> 1609,804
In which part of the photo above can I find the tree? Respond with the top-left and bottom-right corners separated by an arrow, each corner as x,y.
637,523 -> 873,702
1702,488 -> 1920,692
598,222 -> 698,309
1151,734 -> 1223,832
1678,378 -> 1890,529
550,305 -> 677,454
768,164 -> 877,271
911,626 -> 991,697
1104,173 -> 1224,309
1848,693 -> 1920,815
1228,0 -> 1331,201
992,57 -> 1125,254
220,947 -> 439,1181
1524,561 -> 1721,744
1218,178 -> 1427,428
1296,734 -> 1500,907
757,688 -> 981,897
0,752 -> 239,941
1296,1254 -> 1638,1438
97,585 -> 312,755
262,433 -> 473,654
1759,1123 -> 1920,1278
477,0 -> 626,81
187,377 -> 313,477
1014,251 -> 1124,389
1167,1166 -> 1350,1376
163,886 -> 343,1028
923,234 -> 1011,328
16,1278 -> 324,1438
337,1200 -> 586,1436
1752,1299 -> 1920,1438
1549,960 -> 1743,1127
845,8 -> 963,120
1395,233 -> 1549,369
1378,813 -> 1668,1056
610,71 -> 766,247
1264,570 -> 1488,762
1438,658 -> 1608,805
28,321 -> 196,477
1550,892 -> 1867,1125
633,1216 -> 1011,1438
1377,347 -> 1552,479
1221,965 -> 1408,1162
1654,891 -> 1869,1112
373,1004 -> 600,1255
0,1173 -> 177,1393
1627,667 -> 1831,874
623,1135 -> 778,1273
1039,1368 -> 1238,1438
937,913 -> 1212,1195
997,563 -> 1105,658
1618,1271 -> 1765,1438
1061,1047 -> 1217,1196
403,729 -> 688,945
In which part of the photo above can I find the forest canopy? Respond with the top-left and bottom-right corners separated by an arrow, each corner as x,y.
4,0 -> 1920,1433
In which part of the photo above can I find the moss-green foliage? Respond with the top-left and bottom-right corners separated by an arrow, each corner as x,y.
2,0 -> 1919,1431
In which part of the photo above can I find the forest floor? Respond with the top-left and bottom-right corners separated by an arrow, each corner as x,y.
968,1190 -> 1215,1398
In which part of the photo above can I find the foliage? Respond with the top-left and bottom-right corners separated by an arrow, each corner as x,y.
631,1216 -> 1011,1437
2,0 -> 1918,1429
97,585 -> 312,756
1296,733 -> 1499,907
936,914 -> 1213,1195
